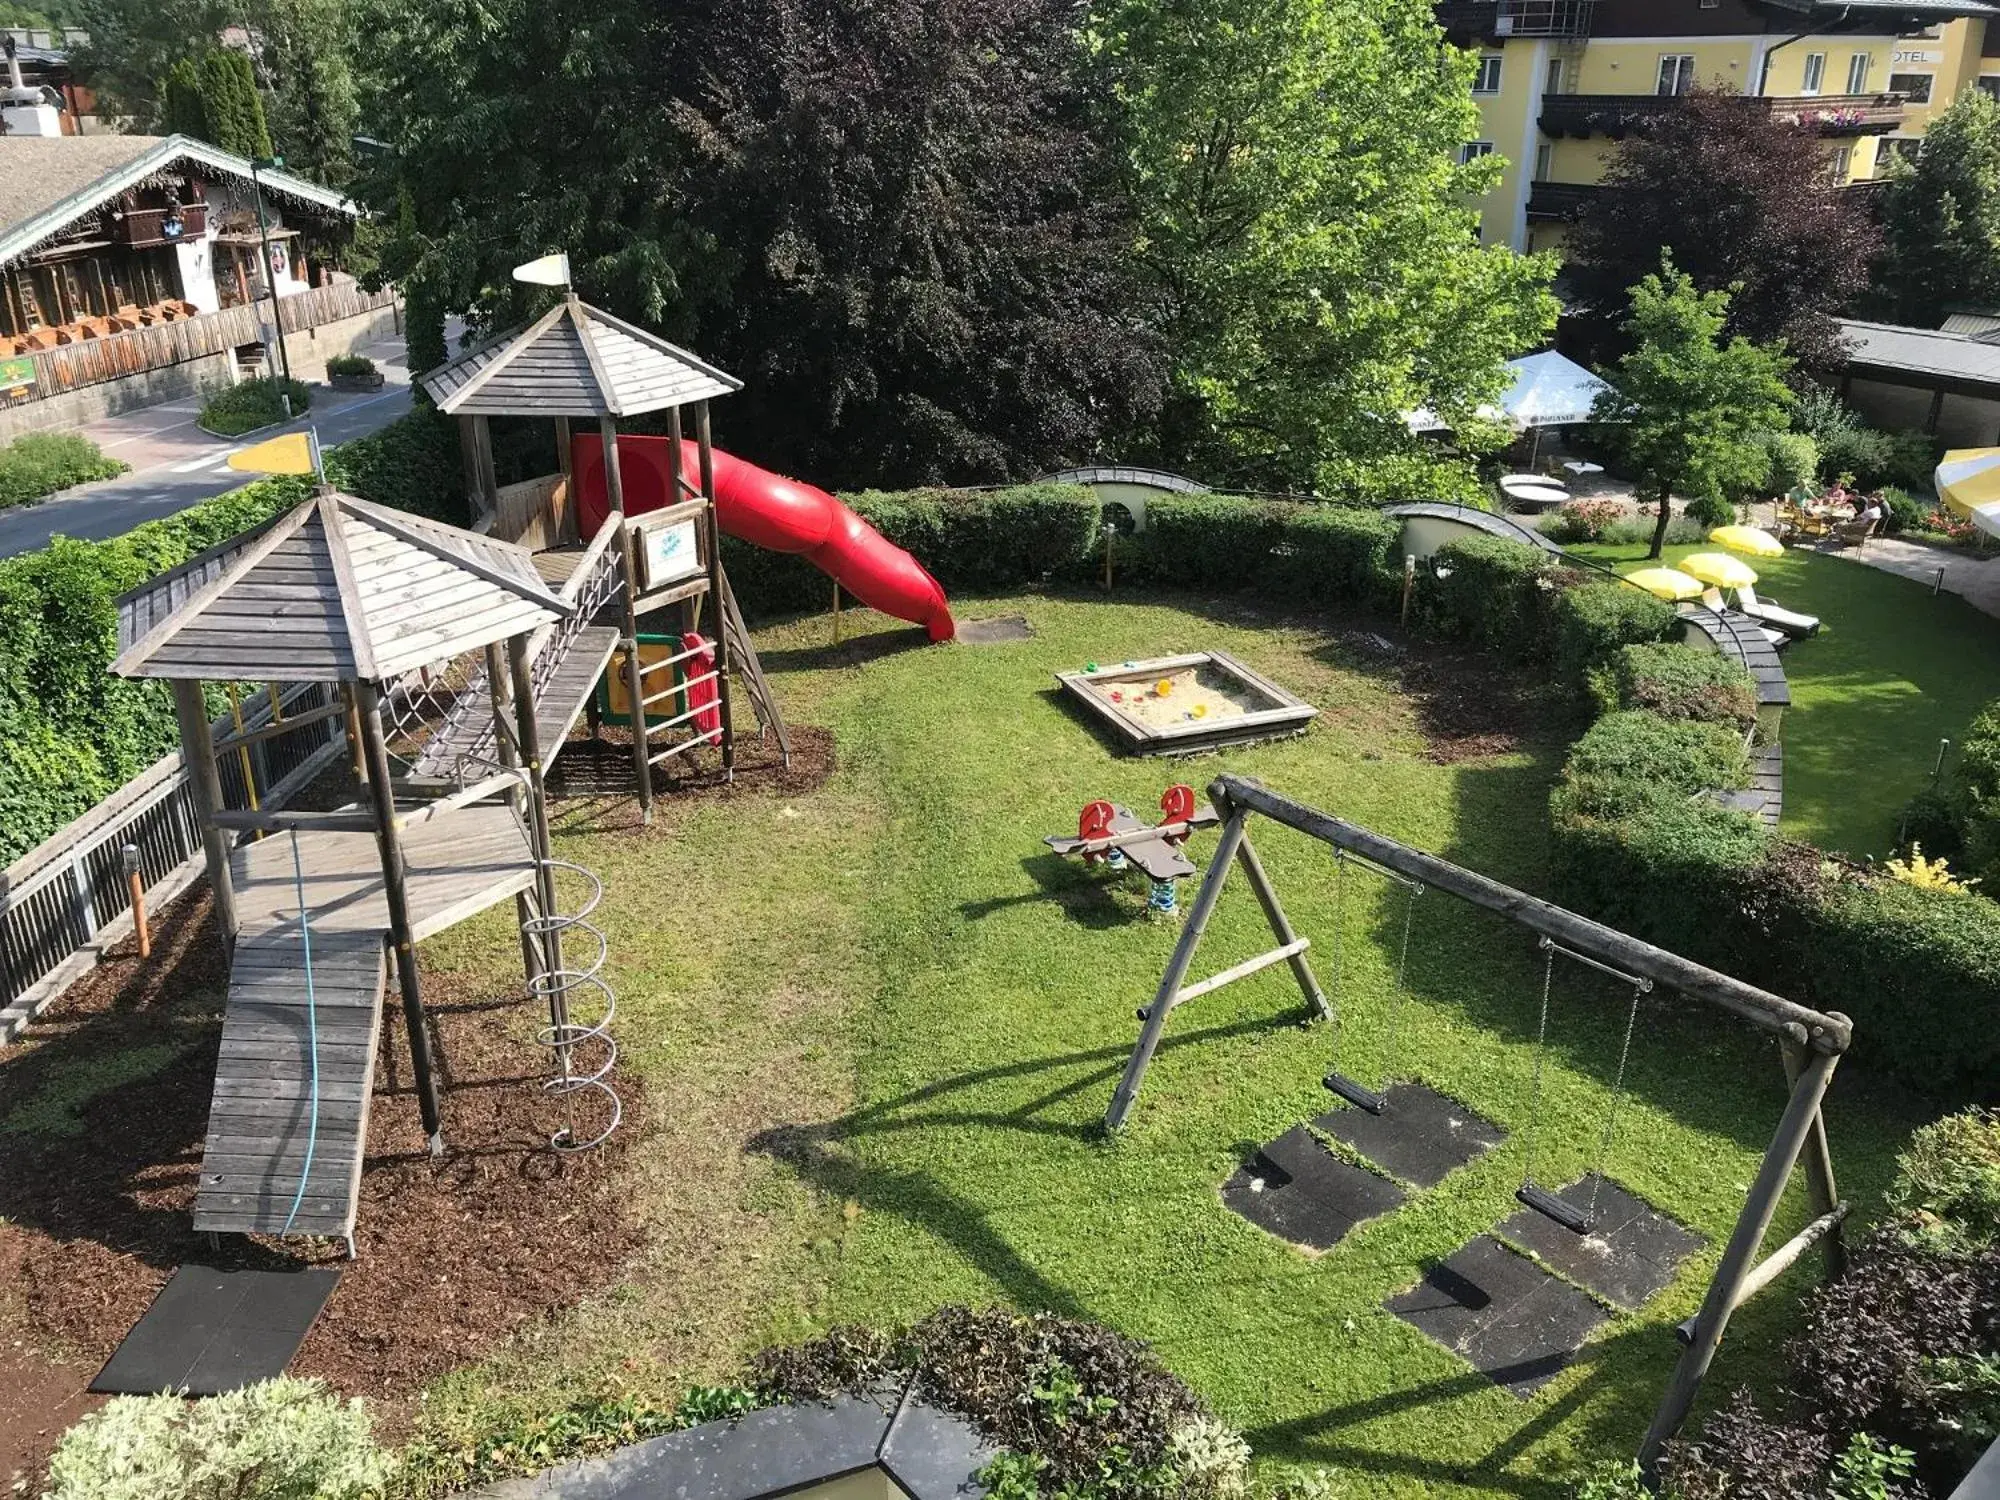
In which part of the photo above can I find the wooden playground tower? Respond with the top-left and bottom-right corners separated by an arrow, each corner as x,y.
112,489 -> 620,1255
419,290 -> 790,819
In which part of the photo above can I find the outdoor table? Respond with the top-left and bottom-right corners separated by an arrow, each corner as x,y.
1498,475 -> 1571,511
1561,461 -> 1605,477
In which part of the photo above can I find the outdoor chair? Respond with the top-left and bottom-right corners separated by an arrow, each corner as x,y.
1832,516 -> 1877,549
1734,584 -> 1820,639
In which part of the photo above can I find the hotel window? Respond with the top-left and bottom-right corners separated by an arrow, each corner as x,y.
1658,55 -> 1697,97
1544,56 -> 1563,95
1801,53 -> 1826,95
1847,53 -> 1872,95
1460,141 -> 1495,164
1473,54 -> 1502,94
1880,137 -> 1923,169
1888,72 -> 1933,105
1827,144 -> 1853,183
1535,140 -> 1554,179
1982,76 -> 2000,101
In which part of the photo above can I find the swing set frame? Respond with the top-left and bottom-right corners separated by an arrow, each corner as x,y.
1106,774 -> 1851,1473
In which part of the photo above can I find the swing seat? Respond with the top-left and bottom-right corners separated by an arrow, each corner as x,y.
1323,1071 -> 1387,1116
1517,1182 -> 1593,1237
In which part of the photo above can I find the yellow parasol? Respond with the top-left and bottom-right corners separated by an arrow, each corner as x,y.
1709,524 -> 1784,559
1626,567 -> 1706,602
1936,449 -> 2000,538
1681,552 -> 1759,590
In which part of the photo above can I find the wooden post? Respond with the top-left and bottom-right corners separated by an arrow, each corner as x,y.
1927,388 -> 1947,437
832,579 -> 842,645
1639,1046 -> 1843,1471
603,415 -> 653,821
508,635 -> 567,1048
667,407 -> 694,635
1231,827 -> 1331,1021
473,415 -> 500,529
1105,807 -> 1250,1132
352,677 -> 446,1154
487,640 -> 543,994
697,402 -> 736,777
1784,1035 -> 1847,1278
341,682 -> 367,787
171,679 -> 236,940
123,844 -> 151,959
553,416 -> 576,545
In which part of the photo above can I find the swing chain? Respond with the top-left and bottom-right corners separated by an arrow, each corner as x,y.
1382,876 -> 1423,1089
1589,968 -> 1647,1222
1330,849 -> 1425,1087
1521,936 -> 1557,1195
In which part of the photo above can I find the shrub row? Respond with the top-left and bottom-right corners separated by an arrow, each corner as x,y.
723,486 -> 1406,626
0,407 -> 463,864
1546,633 -> 2000,1094
199,375 -> 314,436
0,431 -> 127,509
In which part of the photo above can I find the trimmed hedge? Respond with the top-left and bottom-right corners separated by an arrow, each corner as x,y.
1135,494 -> 1400,605
0,408 -> 462,863
1612,642 -> 1757,730
1418,535 -> 1560,658
1548,633 -> 2000,1094
199,376 -> 313,436
1551,581 -> 1679,702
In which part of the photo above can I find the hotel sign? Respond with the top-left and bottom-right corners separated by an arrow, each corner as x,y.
1893,49 -> 1943,64
0,356 -> 35,393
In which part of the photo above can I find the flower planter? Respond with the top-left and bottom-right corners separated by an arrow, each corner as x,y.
328,370 -> 385,392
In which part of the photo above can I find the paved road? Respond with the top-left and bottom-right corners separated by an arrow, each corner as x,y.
0,330 -> 418,558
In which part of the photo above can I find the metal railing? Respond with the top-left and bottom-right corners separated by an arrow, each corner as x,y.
0,682 -> 344,1037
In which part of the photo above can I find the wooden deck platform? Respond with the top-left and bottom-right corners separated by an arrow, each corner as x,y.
229,804 -> 537,941
194,805 -> 537,1243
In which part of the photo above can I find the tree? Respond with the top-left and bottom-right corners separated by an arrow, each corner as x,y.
1571,88 -> 1878,372
72,0 -> 352,182
156,48 -> 270,156
1594,258 -> 1793,560
1092,0 -> 1558,497
1875,90 -> 2000,325
361,0 -> 1163,487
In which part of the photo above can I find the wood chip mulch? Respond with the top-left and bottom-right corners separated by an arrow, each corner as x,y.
0,883 -> 650,1464
1392,640 -> 1553,764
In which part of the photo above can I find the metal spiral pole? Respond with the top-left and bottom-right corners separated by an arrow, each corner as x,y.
519,858 -> 622,1151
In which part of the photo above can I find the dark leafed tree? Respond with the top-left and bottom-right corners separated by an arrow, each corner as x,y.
361,0 -> 1163,488
1570,87 -> 1878,372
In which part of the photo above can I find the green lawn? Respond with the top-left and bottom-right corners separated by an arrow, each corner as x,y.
1577,542 -> 2000,859
415,590 -> 1928,1496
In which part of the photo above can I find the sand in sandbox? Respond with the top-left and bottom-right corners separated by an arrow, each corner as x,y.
1101,667 -> 1263,730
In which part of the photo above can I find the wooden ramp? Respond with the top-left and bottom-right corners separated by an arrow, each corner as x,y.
196,805 -> 538,1244
194,927 -> 387,1241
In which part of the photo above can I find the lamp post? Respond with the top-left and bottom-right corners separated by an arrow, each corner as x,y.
249,154 -> 295,415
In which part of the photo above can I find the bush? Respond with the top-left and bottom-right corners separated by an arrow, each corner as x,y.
1139,494 -> 1289,591
1595,512 -> 1705,549
845,484 -> 1101,591
1820,424 -> 1895,490
1684,491 -> 1735,528
1613,643 -> 1757,731
1565,710 -> 1750,796
1541,498 -> 1625,545
1888,1111 -> 2000,1257
1418,534 -> 1560,657
0,431 -> 128,508
1882,486 -> 1930,536
1550,581 -> 1679,701
47,1376 -> 391,1499
325,353 -> 378,378
1763,430 -> 1820,496
1807,876 -> 2000,1094
1883,428 -> 1945,495
200,376 -> 313,436
1661,1390 -> 1836,1500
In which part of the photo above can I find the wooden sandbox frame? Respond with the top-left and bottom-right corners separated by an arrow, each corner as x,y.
1055,651 -> 1319,756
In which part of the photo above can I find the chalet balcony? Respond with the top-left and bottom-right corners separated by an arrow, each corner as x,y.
1539,92 -> 1907,140
1436,1 -> 1594,42
111,203 -> 208,249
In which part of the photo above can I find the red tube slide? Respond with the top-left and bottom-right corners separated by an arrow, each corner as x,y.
571,434 -> 956,642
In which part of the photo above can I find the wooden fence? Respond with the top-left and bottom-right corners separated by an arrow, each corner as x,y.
4,281 -> 397,408
0,682 -> 346,1040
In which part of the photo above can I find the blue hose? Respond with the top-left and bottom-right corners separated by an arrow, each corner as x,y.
280,829 -> 321,1238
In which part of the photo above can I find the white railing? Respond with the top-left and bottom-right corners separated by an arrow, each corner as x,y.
0,682 -> 345,1040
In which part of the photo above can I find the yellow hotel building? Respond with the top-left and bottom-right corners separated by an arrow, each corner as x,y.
1440,0 -> 2000,252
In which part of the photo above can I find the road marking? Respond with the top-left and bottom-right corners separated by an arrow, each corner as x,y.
170,449 -> 236,473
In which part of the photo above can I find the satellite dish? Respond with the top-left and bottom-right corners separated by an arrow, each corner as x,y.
512,252 -> 572,288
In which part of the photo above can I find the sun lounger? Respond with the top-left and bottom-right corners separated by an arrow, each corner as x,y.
1734,584 -> 1820,640
1697,589 -> 1791,651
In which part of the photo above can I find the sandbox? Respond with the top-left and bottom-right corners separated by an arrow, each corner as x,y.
1055,651 -> 1318,756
